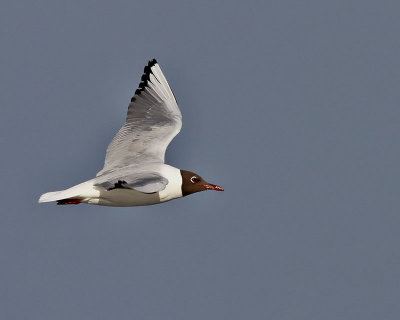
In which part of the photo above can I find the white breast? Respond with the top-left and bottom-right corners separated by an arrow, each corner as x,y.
158,165 -> 183,202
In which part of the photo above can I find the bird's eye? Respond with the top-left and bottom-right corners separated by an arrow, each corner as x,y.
190,176 -> 200,183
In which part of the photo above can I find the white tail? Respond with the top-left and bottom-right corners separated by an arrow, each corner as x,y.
38,179 -> 96,203
38,190 -> 66,203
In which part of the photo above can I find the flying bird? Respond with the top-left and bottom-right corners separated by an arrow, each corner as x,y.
39,59 -> 223,206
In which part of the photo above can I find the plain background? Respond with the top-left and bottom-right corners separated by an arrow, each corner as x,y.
1,0 -> 399,319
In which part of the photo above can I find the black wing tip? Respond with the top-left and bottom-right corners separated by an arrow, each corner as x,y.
148,58 -> 158,66
131,59 -> 158,101
107,180 -> 130,191
143,58 -> 157,75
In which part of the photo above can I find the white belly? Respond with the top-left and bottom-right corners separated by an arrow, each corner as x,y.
73,165 -> 183,207
88,188 -> 162,206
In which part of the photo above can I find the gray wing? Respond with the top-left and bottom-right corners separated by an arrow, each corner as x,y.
94,165 -> 168,193
97,59 -> 182,177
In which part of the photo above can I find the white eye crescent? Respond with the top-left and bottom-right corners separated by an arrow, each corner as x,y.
190,176 -> 200,183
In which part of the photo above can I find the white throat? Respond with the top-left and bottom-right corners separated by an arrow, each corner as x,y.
158,165 -> 183,202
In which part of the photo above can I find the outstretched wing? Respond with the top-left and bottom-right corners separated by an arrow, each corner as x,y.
97,59 -> 182,177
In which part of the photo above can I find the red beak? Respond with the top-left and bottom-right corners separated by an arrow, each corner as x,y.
202,184 -> 224,191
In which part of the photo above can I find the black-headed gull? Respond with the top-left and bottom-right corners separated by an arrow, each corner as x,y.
39,59 -> 223,206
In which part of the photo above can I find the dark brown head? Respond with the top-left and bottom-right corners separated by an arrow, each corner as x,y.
180,170 -> 224,197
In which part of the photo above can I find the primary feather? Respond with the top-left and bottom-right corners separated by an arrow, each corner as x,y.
97,59 -> 182,177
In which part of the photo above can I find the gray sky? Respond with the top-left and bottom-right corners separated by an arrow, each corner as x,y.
1,0 -> 400,319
